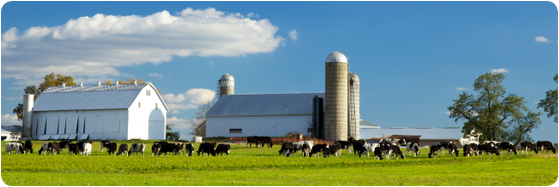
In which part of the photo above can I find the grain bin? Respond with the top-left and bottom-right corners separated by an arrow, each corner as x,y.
218,73 -> 235,98
325,52 -> 348,142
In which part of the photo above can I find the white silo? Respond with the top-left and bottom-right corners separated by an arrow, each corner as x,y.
218,73 -> 235,98
325,52 -> 349,142
348,72 -> 360,139
22,94 -> 34,139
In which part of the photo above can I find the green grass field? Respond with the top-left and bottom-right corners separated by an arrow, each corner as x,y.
1,140 -> 557,186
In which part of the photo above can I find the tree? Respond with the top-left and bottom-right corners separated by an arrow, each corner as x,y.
166,124 -> 180,141
537,74 -> 558,123
188,100 -> 215,137
448,73 -> 529,143
13,73 -> 76,121
505,111 -> 541,145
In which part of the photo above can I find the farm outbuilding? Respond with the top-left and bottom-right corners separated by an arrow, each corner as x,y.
361,127 -> 464,147
24,82 -> 169,140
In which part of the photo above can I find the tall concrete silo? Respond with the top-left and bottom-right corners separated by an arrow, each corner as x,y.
218,73 -> 235,98
348,72 -> 360,139
22,94 -> 34,139
325,52 -> 348,142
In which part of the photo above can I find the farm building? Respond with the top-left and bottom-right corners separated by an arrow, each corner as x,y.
22,82 -> 169,140
1,125 -> 22,141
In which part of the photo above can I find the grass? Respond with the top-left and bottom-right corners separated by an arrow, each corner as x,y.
1,141 -> 557,185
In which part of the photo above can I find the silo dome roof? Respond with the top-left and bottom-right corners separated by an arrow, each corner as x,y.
325,51 -> 348,63
349,72 -> 360,82
220,73 -> 234,81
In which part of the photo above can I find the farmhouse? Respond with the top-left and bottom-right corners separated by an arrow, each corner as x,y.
24,82 -> 169,140
1,125 -> 22,141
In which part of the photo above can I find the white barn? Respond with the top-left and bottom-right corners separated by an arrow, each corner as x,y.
30,82 -> 169,140
206,93 -> 324,137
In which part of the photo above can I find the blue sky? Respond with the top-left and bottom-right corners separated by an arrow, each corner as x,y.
1,1 -> 557,142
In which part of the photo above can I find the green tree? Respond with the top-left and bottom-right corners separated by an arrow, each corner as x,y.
537,74 -> 558,123
12,73 -> 76,121
505,111 -> 541,145
166,124 -> 180,141
448,73 -> 529,142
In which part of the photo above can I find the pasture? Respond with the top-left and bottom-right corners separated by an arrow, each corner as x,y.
1,140 -> 557,186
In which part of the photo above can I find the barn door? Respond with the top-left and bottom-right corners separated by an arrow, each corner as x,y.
148,108 -> 165,140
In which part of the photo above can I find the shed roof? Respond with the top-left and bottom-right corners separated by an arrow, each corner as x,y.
33,82 -> 169,112
207,93 -> 325,116
1,125 -> 22,133
360,127 -> 463,140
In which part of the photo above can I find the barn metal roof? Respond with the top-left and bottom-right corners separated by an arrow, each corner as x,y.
33,82 -> 169,112
360,127 -> 464,140
206,93 -> 325,116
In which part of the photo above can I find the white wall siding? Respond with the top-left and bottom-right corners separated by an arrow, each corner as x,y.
127,86 -> 167,140
206,115 -> 311,137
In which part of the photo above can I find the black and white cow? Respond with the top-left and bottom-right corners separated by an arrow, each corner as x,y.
387,145 -> 405,160
300,143 -> 311,157
151,142 -> 163,156
107,143 -> 118,155
184,143 -> 195,156
478,142 -> 499,156
100,140 -> 111,153
463,143 -> 479,157
278,142 -> 295,157
215,144 -> 231,156
259,137 -> 273,148
536,141 -> 556,154
59,140 -> 72,151
437,142 -> 452,155
351,139 -> 367,155
448,143 -> 459,157
520,141 -> 538,154
68,143 -> 79,155
406,142 -> 420,157
246,136 -> 260,147
39,142 -> 60,155
159,142 -> 183,156
323,144 -> 341,158
116,144 -> 128,156
428,145 -> 439,158
497,142 -> 518,155
5,142 -> 23,154
22,140 -> 33,154
128,143 -> 146,156
309,144 -> 329,157
336,140 -> 353,154
82,142 -> 92,155
197,142 -> 217,156
373,146 -> 384,160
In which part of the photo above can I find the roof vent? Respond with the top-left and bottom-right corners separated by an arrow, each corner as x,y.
62,83 -> 66,87
98,82 -> 101,86
134,80 -> 137,85
116,81 -> 119,85
79,82 -> 83,87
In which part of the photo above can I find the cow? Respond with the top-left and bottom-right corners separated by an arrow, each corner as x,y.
184,143 -> 195,156
300,143 -> 311,157
156,142 -> 183,156
351,139 -> 367,155
68,143 -> 79,155
336,140 -> 353,154
292,141 -> 313,155
5,142 -> 23,154
59,140 -> 72,151
22,140 -> 33,154
107,143 -> 118,155
197,142 -> 217,156
353,142 -> 368,157
116,144 -> 128,156
151,142 -> 163,156
39,142 -> 60,155
536,141 -> 556,154
309,144 -> 329,157
448,143 -> 459,157
246,136 -> 260,147
128,143 -> 146,156
520,141 -> 539,154
215,144 -> 231,156
278,142 -> 295,157
437,142 -> 452,155
428,145 -> 439,158
497,142 -> 518,155
478,142 -> 499,156
406,142 -> 420,157
259,137 -> 273,148
463,143 -> 479,157
100,140 -> 111,153
373,146 -> 384,160
323,144 -> 341,158
82,142 -> 92,155
387,144 -> 405,160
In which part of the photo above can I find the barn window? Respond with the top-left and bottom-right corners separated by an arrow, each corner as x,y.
155,103 -> 158,109
1,136 -> 6,141
138,102 -> 141,108
146,90 -> 151,96
229,129 -> 242,134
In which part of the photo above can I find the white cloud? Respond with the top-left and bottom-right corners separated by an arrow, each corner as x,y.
149,73 -> 162,77
247,12 -> 259,18
171,110 -> 181,114
1,114 -> 20,125
166,117 -> 189,129
491,68 -> 509,74
5,97 -> 19,101
535,36 -> 550,43
534,101 -> 539,104
208,61 -> 214,66
289,30 -> 298,42
456,87 -> 467,91
185,88 -> 215,104
444,111 -> 452,115
163,88 -> 215,111
2,8 -> 283,84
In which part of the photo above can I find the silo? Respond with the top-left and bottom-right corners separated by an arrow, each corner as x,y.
22,94 -> 34,139
325,52 -> 348,142
348,72 -> 360,139
218,73 -> 235,98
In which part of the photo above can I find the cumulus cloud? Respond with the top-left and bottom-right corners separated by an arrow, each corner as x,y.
289,30 -> 298,42
491,68 -> 509,74
535,36 -> 549,43
247,12 -> 259,18
166,116 -> 189,129
1,114 -> 20,125
2,8 -> 284,84
456,87 -> 467,91
163,88 -> 215,111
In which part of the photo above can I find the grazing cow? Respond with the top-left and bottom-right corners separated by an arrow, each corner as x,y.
82,142 -> 92,155
300,143 -> 311,157
478,142 -> 499,156
359,143 -> 375,157
5,142 -> 23,154
309,144 -> 329,157
336,140 -> 353,154
215,144 -> 231,156
156,142 -> 181,156
68,143 -> 79,155
497,142 -> 518,155
197,142 -> 217,156
151,142 -> 163,156
463,143 -> 479,157
278,142 -> 295,157
448,143 -> 459,157
100,140 -> 111,153
373,146 -> 384,160
292,141 -> 313,155
536,141 -> 556,154
406,142 -> 420,157
246,136 -> 260,147
59,140 -> 72,151
259,137 -> 273,148
520,141 -> 538,154
39,142 -> 60,155
323,144 -> 341,158
128,143 -> 146,156
116,144 -> 128,156
353,142 -> 369,157
184,143 -> 195,156
107,143 -> 118,155
352,140 -> 367,155
22,140 -> 33,154
428,145 -> 439,158
437,142 -> 452,155
387,145 -> 405,160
